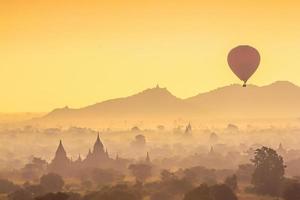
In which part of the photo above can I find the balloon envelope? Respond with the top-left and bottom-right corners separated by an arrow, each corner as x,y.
227,45 -> 260,84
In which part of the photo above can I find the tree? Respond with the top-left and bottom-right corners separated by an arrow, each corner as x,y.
131,135 -> 146,149
21,157 -> 48,180
8,189 -> 33,200
251,146 -> 285,196
35,192 -> 69,200
283,181 -> 300,200
150,192 -> 173,200
83,184 -> 143,200
25,184 -> 46,197
210,184 -> 237,200
146,170 -> 192,200
40,173 -> 64,193
131,126 -> 141,132
183,166 -> 216,185
0,179 -> 19,194
236,164 -> 254,182
163,178 -> 193,196
128,164 -> 152,182
183,184 -> 211,200
91,168 -> 124,186
224,174 -> 238,191
81,180 -> 93,190
160,170 -> 176,182
183,184 -> 237,200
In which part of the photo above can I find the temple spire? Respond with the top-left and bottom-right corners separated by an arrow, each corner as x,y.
48,139 -> 70,175
277,143 -> 286,155
77,154 -> 82,162
209,146 -> 214,154
87,149 -> 92,157
185,122 -> 192,134
93,133 -> 105,155
146,152 -> 151,163
55,140 -> 67,158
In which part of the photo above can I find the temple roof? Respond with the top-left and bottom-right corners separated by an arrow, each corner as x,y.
55,140 -> 67,158
93,133 -> 105,155
146,152 -> 151,163
77,154 -> 82,162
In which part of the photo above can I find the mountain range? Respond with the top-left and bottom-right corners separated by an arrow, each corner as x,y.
36,81 -> 300,127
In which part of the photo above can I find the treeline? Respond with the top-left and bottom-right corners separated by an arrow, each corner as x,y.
1,146 -> 300,200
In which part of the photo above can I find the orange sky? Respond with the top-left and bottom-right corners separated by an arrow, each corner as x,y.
1,0 -> 300,112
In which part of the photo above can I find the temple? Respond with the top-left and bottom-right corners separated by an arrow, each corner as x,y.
84,133 -> 110,167
146,152 -> 151,163
277,143 -> 287,155
48,133 -> 128,176
185,123 -> 192,135
48,140 -> 71,175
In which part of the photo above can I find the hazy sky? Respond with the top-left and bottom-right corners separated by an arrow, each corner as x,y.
1,0 -> 300,112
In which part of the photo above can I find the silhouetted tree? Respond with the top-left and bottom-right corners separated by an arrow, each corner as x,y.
145,170 -> 193,200
25,184 -> 46,197
283,181 -> 300,200
160,170 -> 176,182
35,192 -> 69,200
156,125 -> 165,131
131,127 -> 141,132
210,184 -> 237,200
163,178 -> 193,196
131,135 -> 146,149
236,163 -> 254,182
224,174 -> 238,191
183,184 -> 211,200
183,166 -> 216,185
0,179 -> 19,194
91,168 -> 124,186
82,184 -> 143,200
40,173 -> 64,193
128,164 -> 151,182
81,180 -> 93,190
226,124 -> 239,132
66,192 -> 82,200
22,157 -> 47,180
251,146 -> 285,196
8,189 -> 33,200
183,184 -> 237,200
150,191 -> 173,200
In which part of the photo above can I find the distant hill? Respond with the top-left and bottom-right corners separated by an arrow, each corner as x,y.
45,85 -> 188,118
0,112 -> 45,124
186,81 -> 300,118
36,81 -> 300,127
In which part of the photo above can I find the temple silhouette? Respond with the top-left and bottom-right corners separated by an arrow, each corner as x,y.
48,133 -> 128,176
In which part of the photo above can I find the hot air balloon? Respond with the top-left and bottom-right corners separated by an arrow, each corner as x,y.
227,45 -> 260,87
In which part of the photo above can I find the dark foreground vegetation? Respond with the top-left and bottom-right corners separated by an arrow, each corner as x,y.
1,146 -> 300,200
